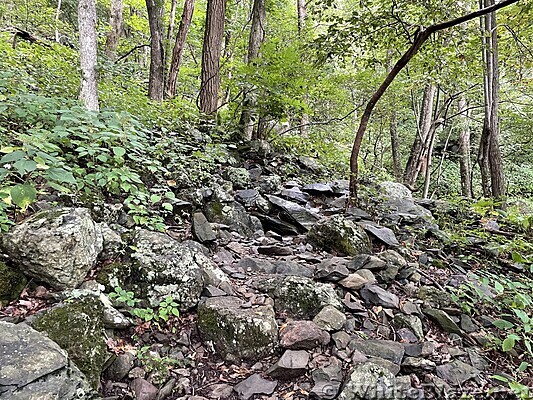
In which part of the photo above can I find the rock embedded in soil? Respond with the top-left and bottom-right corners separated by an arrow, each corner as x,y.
436,360 -> 480,385
360,284 -> 400,309
423,308 -> 461,334
197,296 -> 278,362
267,349 -> 310,379
307,215 -> 371,256
192,212 -> 217,243
311,363 -> 343,400
0,207 -> 103,289
349,339 -> 405,365
313,305 -> 347,332
233,374 -> 277,400
279,320 -> 330,349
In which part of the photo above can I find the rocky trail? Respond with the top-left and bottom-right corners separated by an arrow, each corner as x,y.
0,145 -> 529,400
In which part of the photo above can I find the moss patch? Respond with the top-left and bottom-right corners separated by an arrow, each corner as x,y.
0,262 -> 27,306
32,296 -> 107,389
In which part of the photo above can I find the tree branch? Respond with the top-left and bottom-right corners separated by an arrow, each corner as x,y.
348,0 -> 519,200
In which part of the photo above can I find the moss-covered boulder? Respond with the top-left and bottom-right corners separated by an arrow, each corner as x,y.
31,296 -> 107,389
307,216 -> 371,256
0,261 -> 26,306
254,275 -> 343,319
0,208 -> 103,289
197,296 -> 278,362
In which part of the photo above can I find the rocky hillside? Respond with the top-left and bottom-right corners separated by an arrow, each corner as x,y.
0,144 -> 532,400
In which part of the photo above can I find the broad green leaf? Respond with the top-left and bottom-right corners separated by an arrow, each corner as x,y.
10,184 -> 37,210
494,281 -> 504,294
13,159 -> 38,175
493,319 -> 514,330
45,168 -> 76,184
518,362 -> 529,372
502,336 -> 516,352
514,309 -> 529,324
0,150 -> 26,164
112,146 -> 126,157
150,194 -> 162,203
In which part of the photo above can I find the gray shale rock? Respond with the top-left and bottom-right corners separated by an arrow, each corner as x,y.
0,321 -> 97,399
313,305 -> 347,332
349,340 -> 405,365
279,320 -> 330,349
360,285 -> 400,309
234,374 -> 277,400
267,350 -> 310,379
0,207 -> 103,289
197,296 -> 278,362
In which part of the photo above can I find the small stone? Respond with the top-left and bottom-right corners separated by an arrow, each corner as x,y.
360,285 -> 400,309
311,363 -> 343,400
193,212 -> 217,243
267,350 -> 310,379
339,273 -> 369,290
461,314 -> 478,333
234,374 -> 277,400
106,352 -> 136,380
280,320 -> 330,349
363,224 -> 400,246
131,378 -> 158,400
424,308 -> 461,334
206,383 -> 234,399
331,331 -> 351,350
436,360 -> 479,385
257,246 -> 293,256
404,341 -> 436,357
349,339 -> 405,365
394,314 -> 424,340
402,357 -> 436,372
313,305 -> 346,331
315,258 -> 350,282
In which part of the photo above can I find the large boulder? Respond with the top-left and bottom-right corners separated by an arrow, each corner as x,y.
31,296 -> 108,389
197,296 -> 278,362
0,208 -> 103,289
254,275 -> 342,319
121,229 -> 229,310
0,321 -> 97,399
308,216 -> 371,256
0,261 -> 26,306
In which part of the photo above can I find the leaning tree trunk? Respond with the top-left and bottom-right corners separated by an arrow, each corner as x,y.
199,0 -> 227,114
146,0 -> 165,101
166,0 -> 195,98
239,0 -> 266,140
478,0 -> 505,198
347,0 -> 517,200
105,0 -> 123,59
458,96 -> 473,197
404,84 -> 437,188
78,0 -> 99,111
296,0 -> 309,137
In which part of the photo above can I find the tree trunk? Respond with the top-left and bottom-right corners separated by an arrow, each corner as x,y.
478,0 -> 505,198
199,0 -> 227,115
458,96 -> 473,197
146,0 -> 165,101
55,0 -> 62,43
166,0 -> 195,98
239,0 -> 266,140
404,84 -> 436,188
296,0 -> 309,137
105,0 -> 123,59
347,0 -> 518,200
78,0 -> 99,111
165,0 -> 178,66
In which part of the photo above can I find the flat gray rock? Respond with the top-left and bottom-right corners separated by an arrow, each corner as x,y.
313,305 -> 346,331
234,374 -> 277,400
424,308 -> 461,334
436,360 -> 479,385
192,212 -> 216,242
267,350 -> 309,379
279,320 -> 330,349
349,339 -> 405,365
360,284 -> 400,309
363,224 -> 400,247
266,195 -> 320,231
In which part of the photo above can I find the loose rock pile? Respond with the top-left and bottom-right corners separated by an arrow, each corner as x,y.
0,147 -> 513,399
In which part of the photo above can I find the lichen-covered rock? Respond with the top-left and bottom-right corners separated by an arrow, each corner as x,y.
379,182 -> 413,200
0,208 -> 103,289
338,363 -> 413,400
197,296 -> 278,362
31,296 -> 108,389
0,321 -> 97,399
224,167 -> 251,189
308,216 -> 371,256
254,275 -> 342,319
0,261 -> 26,306
125,229 -> 229,309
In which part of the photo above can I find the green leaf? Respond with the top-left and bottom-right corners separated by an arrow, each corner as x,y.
493,319 -> 514,330
502,336 -> 516,352
514,309 -> 529,324
10,184 -> 37,210
45,168 -> 76,184
162,202 -> 173,211
0,150 -> 26,164
494,281 -> 504,294
13,159 -> 37,175
491,374 -> 509,383
112,146 -> 126,157
150,194 -> 161,203
518,362 -> 529,373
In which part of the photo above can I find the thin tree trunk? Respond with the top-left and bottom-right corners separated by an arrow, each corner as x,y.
477,0 -> 505,198
348,0 -> 517,200
458,96 -> 473,197
386,54 -> 401,181
199,0 -> 227,115
404,84 -> 436,188
297,0 -> 308,137
78,0 -> 99,111
165,0 -> 178,66
166,0 -> 195,98
146,0 -> 165,101
105,0 -> 123,59
239,0 -> 266,140
55,0 -> 62,43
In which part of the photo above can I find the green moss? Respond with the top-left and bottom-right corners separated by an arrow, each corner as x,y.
0,262 -> 26,306
32,296 -> 107,389
96,262 -> 131,292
